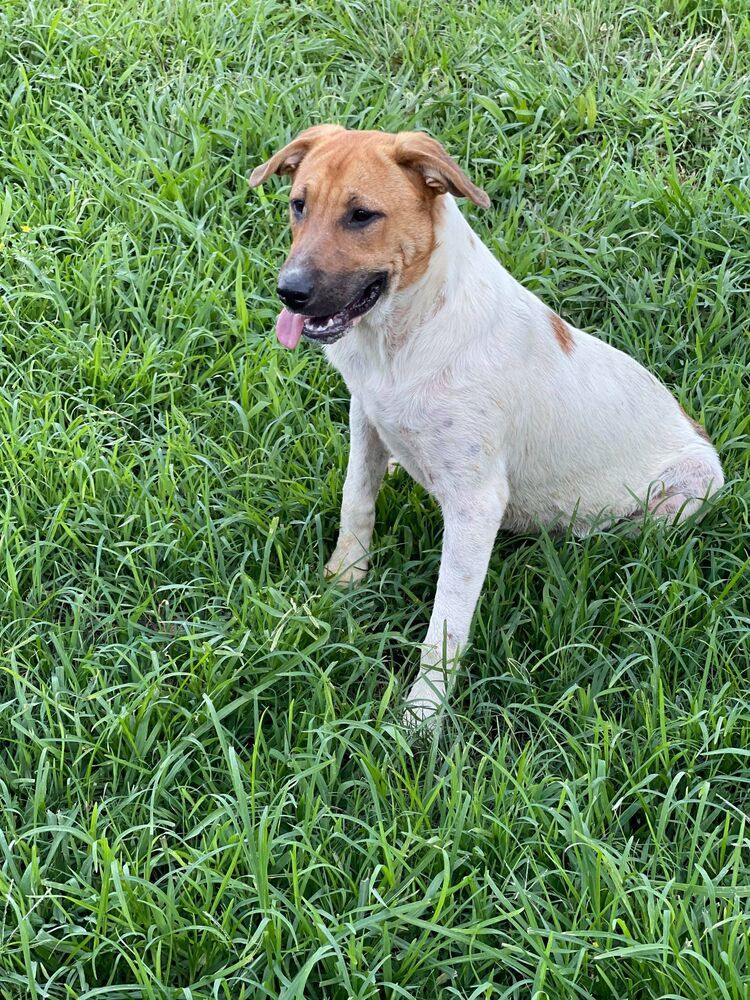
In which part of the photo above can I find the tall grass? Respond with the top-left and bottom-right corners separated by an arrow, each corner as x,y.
0,0 -> 748,996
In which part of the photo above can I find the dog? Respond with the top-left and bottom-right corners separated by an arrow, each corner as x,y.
250,125 -> 724,724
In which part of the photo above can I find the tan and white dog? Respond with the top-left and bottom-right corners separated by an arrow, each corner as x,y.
250,125 -> 723,723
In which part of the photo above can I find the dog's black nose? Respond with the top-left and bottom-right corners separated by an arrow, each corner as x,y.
277,271 -> 314,311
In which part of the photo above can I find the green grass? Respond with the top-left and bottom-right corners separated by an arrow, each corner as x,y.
0,0 -> 749,996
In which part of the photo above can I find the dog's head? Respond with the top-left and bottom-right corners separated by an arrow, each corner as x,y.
250,125 -> 489,348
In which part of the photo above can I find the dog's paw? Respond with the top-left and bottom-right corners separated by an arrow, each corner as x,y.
324,554 -> 368,587
403,702 -> 439,732
403,676 -> 445,729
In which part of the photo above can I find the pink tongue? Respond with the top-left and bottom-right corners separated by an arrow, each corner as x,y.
276,308 -> 305,350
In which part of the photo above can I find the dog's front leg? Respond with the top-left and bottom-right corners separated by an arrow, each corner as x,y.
325,396 -> 389,585
405,484 -> 508,724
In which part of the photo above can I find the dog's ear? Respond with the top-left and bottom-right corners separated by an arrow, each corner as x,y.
394,132 -> 490,209
249,124 -> 345,187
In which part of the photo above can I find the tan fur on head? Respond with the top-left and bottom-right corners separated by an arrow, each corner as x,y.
249,124 -> 346,187
249,125 -> 490,291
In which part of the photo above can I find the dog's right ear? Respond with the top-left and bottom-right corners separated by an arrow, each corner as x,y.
249,124 -> 344,187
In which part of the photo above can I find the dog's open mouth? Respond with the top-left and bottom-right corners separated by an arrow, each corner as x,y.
303,275 -> 386,344
275,274 -> 387,350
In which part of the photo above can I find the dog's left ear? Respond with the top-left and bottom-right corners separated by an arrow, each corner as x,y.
249,124 -> 345,187
394,132 -> 490,209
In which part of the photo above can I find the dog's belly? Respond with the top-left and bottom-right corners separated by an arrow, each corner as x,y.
501,482 -> 612,535
370,406 -> 642,527
499,503 -> 540,534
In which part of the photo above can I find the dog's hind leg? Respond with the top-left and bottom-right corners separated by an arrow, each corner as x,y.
325,397 -> 389,585
644,453 -> 724,523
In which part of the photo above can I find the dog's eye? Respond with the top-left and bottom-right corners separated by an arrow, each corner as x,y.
349,208 -> 380,227
290,198 -> 305,217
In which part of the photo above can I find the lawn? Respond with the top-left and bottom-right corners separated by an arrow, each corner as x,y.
0,0 -> 749,996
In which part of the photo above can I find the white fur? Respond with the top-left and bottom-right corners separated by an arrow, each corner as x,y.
323,196 -> 723,724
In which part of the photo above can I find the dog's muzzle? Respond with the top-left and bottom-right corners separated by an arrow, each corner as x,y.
275,269 -> 388,348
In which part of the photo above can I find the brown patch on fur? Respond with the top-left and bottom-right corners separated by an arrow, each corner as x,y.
250,126 -> 488,295
680,405 -> 712,444
550,312 -> 574,354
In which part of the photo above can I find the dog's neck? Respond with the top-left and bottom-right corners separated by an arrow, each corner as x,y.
387,195 -> 483,330
326,195 -> 507,375
370,198 -> 492,352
